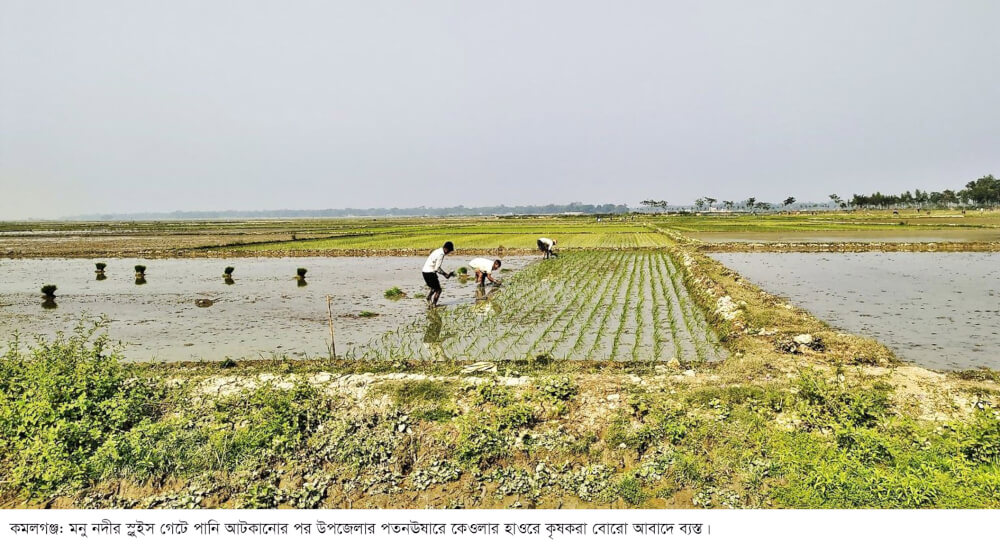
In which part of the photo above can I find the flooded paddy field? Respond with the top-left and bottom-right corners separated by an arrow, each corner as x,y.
710,252 -> 1000,370
363,250 -> 725,362
0,256 -> 533,361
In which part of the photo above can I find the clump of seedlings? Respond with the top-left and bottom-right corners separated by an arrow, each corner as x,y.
95,262 -> 107,273
359,310 -> 379,318
223,266 -> 235,285
134,265 -> 147,285
384,287 -> 406,300
41,284 -> 57,309
295,267 -> 308,287
457,267 -> 468,275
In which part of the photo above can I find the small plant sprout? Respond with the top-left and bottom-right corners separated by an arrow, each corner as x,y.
41,284 -> 57,298
95,262 -> 107,273
359,311 -> 379,318
384,287 -> 406,300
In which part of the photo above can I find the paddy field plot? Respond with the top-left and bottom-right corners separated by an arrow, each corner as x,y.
358,251 -> 725,362
712,252 -> 1000,371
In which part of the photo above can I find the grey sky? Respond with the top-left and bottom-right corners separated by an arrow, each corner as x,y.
1,1 -> 997,219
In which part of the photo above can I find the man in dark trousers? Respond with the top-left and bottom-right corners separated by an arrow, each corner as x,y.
537,237 -> 557,259
422,241 -> 455,307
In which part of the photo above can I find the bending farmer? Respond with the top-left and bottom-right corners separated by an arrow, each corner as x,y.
537,237 -> 557,259
422,241 -> 455,307
469,257 -> 502,286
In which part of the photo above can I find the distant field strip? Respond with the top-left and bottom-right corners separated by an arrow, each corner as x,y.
228,221 -> 673,251
355,251 -> 725,362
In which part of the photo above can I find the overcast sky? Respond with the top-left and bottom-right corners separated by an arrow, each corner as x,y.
1,1 -> 997,219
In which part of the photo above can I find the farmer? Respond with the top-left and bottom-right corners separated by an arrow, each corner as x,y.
469,257 -> 502,286
537,237 -> 557,259
422,241 -> 455,307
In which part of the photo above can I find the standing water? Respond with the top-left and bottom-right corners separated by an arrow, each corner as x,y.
710,252 -> 1000,371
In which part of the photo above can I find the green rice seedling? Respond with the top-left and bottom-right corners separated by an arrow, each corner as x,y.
457,266 -> 468,275
585,253 -> 634,359
609,252 -> 639,360
134,265 -> 146,275
663,255 -> 707,361
570,252 -> 628,357
296,268 -> 308,279
651,253 -> 686,360
526,251 -> 617,358
95,262 -> 107,273
384,287 -> 406,300
41,284 -> 57,298
359,311 -> 379,318
224,266 -> 235,276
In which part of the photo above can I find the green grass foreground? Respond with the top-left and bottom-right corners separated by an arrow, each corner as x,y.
2,323 -> 997,509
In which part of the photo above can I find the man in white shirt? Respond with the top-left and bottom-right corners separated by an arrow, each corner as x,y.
422,241 -> 455,307
469,257 -> 502,286
537,237 -> 557,259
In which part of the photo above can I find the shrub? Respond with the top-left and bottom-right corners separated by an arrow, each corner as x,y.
0,324 -> 162,495
961,410 -> 1000,464
384,287 -> 406,300
40,284 -> 57,297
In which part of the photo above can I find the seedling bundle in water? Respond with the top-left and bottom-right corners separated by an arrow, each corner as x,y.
41,284 -> 57,298
384,287 -> 406,300
95,262 -> 107,273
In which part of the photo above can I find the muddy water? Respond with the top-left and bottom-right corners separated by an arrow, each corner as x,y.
710,252 -> 1000,370
0,257 -> 532,361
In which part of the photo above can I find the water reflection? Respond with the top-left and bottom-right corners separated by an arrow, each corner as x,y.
422,309 -> 448,361
41,298 -> 57,310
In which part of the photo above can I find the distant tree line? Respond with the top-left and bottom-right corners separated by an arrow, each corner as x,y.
848,175 -> 1000,209
67,202 -> 630,221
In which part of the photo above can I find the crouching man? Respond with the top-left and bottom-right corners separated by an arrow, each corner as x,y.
537,237 -> 557,259
469,257 -> 502,286
422,241 -> 455,307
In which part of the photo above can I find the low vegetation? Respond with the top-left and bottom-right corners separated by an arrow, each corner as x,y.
1,323 -> 996,509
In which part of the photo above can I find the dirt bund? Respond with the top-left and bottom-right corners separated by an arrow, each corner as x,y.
695,241 -> 1000,253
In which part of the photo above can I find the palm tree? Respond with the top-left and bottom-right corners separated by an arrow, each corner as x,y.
746,197 -> 757,212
